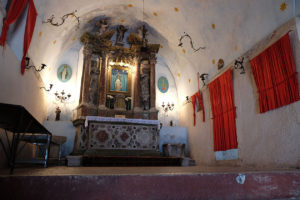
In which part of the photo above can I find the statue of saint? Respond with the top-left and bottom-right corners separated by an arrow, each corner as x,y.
115,25 -> 128,45
55,107 -> 61,121
96,19 -> 109,36
137,25 -> 148,46
140,62 -> 150,110
88,61 -> 100,105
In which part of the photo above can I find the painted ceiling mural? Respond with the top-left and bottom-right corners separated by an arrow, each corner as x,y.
13,0 -> 295,102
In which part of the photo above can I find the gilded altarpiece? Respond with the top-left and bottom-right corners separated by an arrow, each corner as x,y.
73,21 -> 160,155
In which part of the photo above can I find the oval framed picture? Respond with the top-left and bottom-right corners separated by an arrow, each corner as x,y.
158,76 -> 169,93
57,64 -> 72,82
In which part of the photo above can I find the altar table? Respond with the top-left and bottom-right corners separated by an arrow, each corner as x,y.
82,116 -> 160,153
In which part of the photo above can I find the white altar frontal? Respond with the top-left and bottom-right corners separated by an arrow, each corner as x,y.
73,116 -> 160,156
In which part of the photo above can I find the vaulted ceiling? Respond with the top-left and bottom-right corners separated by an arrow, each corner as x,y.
26,0 -> 296,100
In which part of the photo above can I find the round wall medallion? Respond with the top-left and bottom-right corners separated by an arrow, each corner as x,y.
158,76 -> 169,93
57,64 -> 72,82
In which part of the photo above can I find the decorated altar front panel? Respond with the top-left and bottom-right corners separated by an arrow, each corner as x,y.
85,117 -> 160,152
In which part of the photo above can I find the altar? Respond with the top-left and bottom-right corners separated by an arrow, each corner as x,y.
83,116 -> 159,154
72,20 -> 161,159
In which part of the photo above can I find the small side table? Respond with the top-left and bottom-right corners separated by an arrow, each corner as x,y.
49,136 -> 67,161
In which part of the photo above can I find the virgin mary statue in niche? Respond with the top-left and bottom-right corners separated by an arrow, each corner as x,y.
115,72 -> 122,91
111,69 -> 128,92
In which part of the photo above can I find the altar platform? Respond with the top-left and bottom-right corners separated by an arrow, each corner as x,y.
0,166 -> 299,200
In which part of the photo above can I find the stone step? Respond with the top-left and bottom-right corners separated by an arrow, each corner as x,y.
82,155 -> 182,167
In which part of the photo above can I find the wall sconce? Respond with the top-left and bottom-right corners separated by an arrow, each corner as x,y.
186,96 -> 192,103
54,90 -> 71,103
199,73 -> 209,86
161,102 -> 175,113
43,10 -> 80,30
178,32 -> 206,52
234,56 -> 245,74
40,84 -> 53,92
25,57 -> 47,72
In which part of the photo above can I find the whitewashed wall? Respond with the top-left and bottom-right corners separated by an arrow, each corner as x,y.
156,56 -> 179,126
179,27 -> 300,168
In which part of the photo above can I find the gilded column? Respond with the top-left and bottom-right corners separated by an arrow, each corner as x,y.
149,56 -> 158,120
98,53 -> 107,116
77,48 -> 92,117
133,59 -> 142,117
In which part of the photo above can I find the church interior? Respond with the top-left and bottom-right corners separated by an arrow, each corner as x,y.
0,0 -> 300,199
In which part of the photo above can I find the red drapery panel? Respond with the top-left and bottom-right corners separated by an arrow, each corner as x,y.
250,33 -> 300,113
0,0 -> 28,45
209,69 -> 238,151
191,90 -> 205,126
0,0 -> 37,75
21,0 -> 37,75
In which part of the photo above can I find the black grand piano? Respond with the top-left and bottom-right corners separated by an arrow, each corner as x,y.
0,103 -> 52,174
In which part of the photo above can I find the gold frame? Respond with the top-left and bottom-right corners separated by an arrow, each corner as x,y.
107,65 -> 132,96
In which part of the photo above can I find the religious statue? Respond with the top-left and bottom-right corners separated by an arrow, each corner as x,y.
88,61 -> 100,105
115,25 -> 128,45
55,107 -> 61,121
137,25 -> 148,46
140,62 -> 150,110
96,19 -> 109,36
114,72 -> 122,91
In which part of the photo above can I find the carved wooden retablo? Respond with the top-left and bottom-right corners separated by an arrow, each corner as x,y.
72,20 -> 161,156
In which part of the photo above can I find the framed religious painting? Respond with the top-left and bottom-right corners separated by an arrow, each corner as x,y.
57,64 -> 72,82
107,65 -> 132,96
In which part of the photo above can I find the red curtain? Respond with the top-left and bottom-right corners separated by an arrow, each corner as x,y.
21,0 -> 37,75
250,33 -> 300,113
191,90 -> 205,126
0,0 -> 28,45
0,0 -> 37,75
209,69 -> 238,151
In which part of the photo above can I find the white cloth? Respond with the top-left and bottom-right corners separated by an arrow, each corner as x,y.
85,116 -> 160,129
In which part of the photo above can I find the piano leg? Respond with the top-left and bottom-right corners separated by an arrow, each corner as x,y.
10,133 -> 20,174
43,134 -> 51,168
